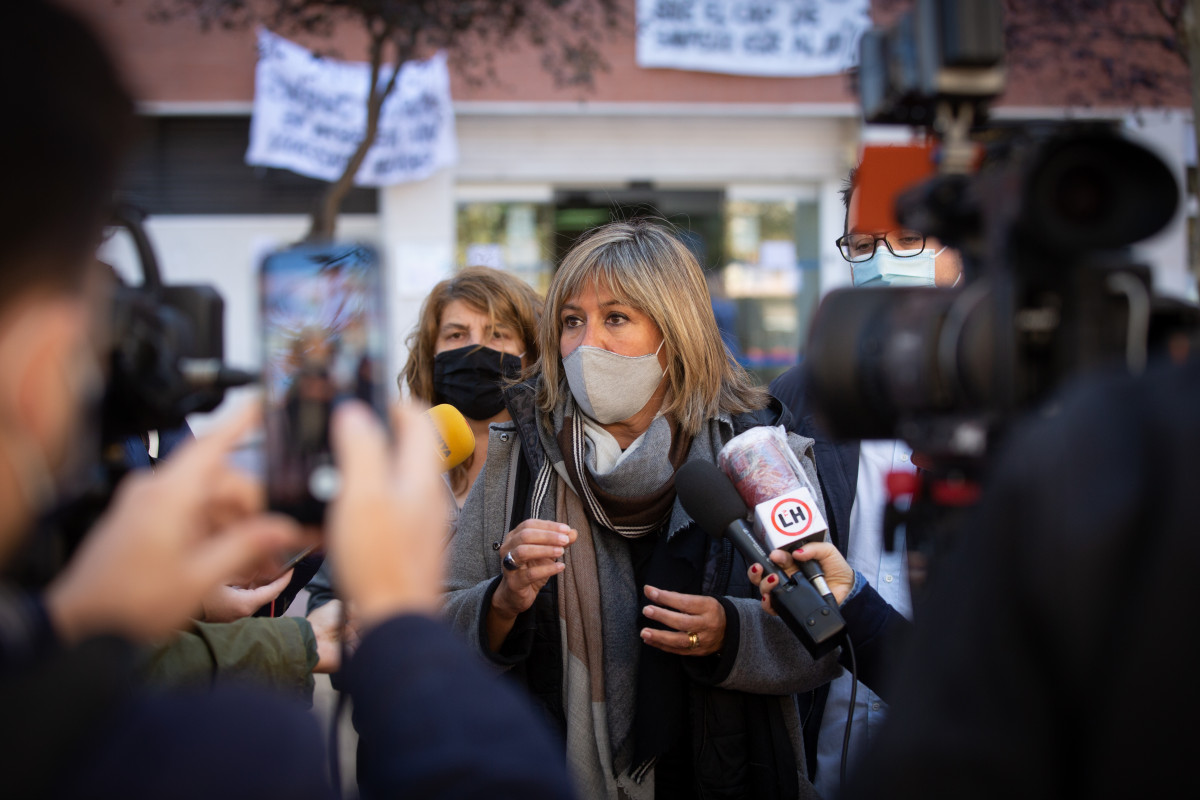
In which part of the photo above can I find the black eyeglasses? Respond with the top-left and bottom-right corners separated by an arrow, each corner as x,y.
835,230 -> 927,263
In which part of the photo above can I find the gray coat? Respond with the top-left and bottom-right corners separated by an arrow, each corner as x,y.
442,404 -> 844,799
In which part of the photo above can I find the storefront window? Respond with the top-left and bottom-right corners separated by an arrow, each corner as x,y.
456,202 -> 555,294
719,199 -> 820,385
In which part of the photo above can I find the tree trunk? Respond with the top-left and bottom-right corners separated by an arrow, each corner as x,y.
305,31 -> 406,242
1184,0 -> 1200,289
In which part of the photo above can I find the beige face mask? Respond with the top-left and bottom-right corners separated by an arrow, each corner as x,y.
562,339 -> 665,424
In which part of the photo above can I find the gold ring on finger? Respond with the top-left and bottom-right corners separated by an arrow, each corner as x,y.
687,631 -> 699,650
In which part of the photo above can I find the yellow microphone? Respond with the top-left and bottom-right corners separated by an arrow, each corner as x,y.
426,403 -> 475,471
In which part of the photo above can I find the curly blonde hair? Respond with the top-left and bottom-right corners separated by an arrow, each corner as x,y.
402,266 -> 541,495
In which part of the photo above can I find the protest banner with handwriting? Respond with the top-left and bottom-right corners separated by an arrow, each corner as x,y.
247,29 -> 457,186
637,0 -> 869,77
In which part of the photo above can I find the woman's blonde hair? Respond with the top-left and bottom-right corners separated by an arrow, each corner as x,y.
401,265 -> 542,403
535,219 -> 767,435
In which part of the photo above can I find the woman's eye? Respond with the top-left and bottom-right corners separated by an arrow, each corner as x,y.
606,313 -> 628,326
562,315 -> 582,329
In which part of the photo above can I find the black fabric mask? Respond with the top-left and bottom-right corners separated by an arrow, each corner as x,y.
432,345 -> 523,421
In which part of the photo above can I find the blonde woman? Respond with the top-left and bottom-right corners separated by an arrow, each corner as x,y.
443,220 -> 842,800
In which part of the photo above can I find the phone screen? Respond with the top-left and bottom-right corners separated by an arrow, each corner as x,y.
259,242 -> 389,524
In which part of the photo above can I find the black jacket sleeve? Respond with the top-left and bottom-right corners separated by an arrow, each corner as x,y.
347,613 -> 575,800
837,581 -> 912,702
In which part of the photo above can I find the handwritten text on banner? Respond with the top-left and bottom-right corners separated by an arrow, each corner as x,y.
636,0 -> 870,77
246,29 -> 457,186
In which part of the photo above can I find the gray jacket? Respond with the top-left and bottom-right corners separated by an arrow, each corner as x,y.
442,402 -> 843,799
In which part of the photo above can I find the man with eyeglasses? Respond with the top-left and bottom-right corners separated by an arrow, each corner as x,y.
767,166 -> 961,797
836,171 -> 963,288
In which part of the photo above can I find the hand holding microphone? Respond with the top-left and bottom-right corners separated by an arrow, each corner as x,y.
717,426 -> 837,605
676,460 -> 845,659
751,542 -> 857,617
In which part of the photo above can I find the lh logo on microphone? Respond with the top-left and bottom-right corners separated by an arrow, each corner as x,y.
770,497 -> 814,538
752,486 -> 828,551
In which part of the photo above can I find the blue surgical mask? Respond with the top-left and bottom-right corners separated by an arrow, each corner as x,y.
851,246 -> 945,288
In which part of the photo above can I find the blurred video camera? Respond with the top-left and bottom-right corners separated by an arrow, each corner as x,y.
802,0 -> 1199,579
103,202 -> 255,442
807,0 -> 1195,459
7,203 -> 254,586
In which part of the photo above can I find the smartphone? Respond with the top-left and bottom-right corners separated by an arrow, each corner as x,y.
259,242 -> 390,525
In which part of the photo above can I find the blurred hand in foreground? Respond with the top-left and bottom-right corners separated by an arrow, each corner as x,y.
326,402 -> 449,630
45,403 -> 303,643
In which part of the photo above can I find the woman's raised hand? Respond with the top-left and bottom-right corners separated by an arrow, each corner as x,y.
487,519 -> 576,646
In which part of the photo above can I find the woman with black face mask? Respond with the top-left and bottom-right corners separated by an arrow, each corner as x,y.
400,266 -> 541,507
305,265 -> 541,626
302,267 -> 541,777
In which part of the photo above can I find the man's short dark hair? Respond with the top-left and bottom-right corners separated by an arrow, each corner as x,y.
841,166 -> 859,235
841,166 -> 858,212
0,2 -> 135,304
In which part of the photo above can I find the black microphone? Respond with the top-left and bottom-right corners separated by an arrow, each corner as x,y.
676,460 -> 845,659
717,427 -> 837,605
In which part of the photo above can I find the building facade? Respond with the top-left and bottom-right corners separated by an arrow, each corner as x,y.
65,0 -> 1196,427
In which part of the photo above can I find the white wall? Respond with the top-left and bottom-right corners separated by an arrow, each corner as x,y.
379,168 -> 457,404
1123,109 -> 1196,302
454,110 -> 856,185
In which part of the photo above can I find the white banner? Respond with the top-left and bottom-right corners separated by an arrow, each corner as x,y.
636,0 -> 870,77
246,29 -> 457,186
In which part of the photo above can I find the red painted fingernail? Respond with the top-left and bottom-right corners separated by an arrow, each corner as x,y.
750,564 -> 760,575
766,574 -> 777,585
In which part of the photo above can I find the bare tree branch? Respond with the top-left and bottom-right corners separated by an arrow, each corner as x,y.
144,0 -> 628,240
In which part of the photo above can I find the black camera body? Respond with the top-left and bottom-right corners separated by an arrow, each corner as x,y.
103,203 -> 250,442
807,123 -> 1185,457
803,0 -> 1198,583
5,204 -> 254,587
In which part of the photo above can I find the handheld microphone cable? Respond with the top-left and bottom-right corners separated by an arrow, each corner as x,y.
327,600 -> 350,800
839,635 -> 858,791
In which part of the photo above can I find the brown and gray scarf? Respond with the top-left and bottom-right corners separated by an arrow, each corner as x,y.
528,395 -> 720,798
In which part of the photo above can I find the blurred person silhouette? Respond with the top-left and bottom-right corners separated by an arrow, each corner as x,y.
768,165 -> 960,797
0,4 -> 575,799
835,351 -> 1200,799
